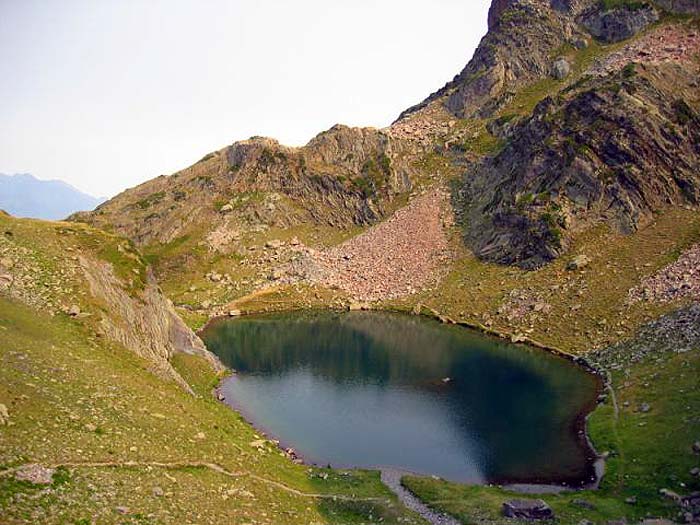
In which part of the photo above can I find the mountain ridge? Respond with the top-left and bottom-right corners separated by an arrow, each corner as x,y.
0,173 -> 105,220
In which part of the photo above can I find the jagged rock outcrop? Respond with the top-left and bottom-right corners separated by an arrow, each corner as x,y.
80,256 -> 223,392
458,60 -> 700,268
0,212 -> 221,393
399,0 -> 598,121
399,0 -> 699,123
76,125 -> 415,247
488,0 -> 519,28
580,2 -> 659,43
655,0 -> 700,14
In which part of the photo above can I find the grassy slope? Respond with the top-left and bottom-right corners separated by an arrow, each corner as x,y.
144,222 -> 362,330
0,217 -> 424,524
386,208 -> 700,354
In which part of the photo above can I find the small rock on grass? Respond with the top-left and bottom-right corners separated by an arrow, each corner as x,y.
503,499 -> 554,520
567,255 -> 591,271
572,499 -> 596,510
0,403 -> 9,425
659,488 -> 682,502
693,441 -> 700,454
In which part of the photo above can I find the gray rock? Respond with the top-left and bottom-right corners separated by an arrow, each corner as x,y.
639,402 -> 651,413
659,488 -> 682,502
552,58 -> 571,80
568,255 -> 591,271
693,441 -> 700,454
550,0 -> 583,14
654,0 -> 700,15
580,3 -> 659,43
0,273 -> 13,288
572,498 -> 596,510
68,304 -> 81,317
503,499 -> 555,520
625,496 -> 637,504
691,467 -> 700,477
572,37 -> 588,49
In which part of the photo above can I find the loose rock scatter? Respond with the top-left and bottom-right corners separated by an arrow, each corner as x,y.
13,464 -> 55,485
589,24 -> 700,77
296,188 -> 455,302
629,244 -> 700,304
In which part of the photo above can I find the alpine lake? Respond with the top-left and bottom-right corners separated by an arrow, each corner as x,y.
201,311 -> 601,485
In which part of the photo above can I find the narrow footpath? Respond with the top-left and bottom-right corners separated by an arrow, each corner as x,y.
380,469 -> 461,525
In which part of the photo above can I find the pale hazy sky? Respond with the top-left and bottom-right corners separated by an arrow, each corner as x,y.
0,1 -> 489,198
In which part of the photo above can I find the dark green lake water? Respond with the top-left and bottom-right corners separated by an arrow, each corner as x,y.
202,311 -> 600,484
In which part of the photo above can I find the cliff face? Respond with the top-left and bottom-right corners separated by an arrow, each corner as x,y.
394,1 -> 700,270
398,0 -> 698,122
399,1 -> 580,121
459,59 -> 700,267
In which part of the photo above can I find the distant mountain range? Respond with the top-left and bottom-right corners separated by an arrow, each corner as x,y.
0,173 -> 105,220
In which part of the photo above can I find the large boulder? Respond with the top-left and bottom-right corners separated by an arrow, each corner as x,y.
552,57 -> 572,79
503,499 -> 555,520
